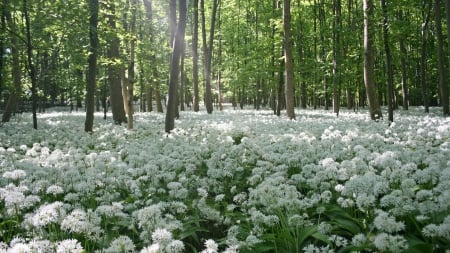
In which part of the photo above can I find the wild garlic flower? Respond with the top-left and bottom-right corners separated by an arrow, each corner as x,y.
201,239 -> 218,253
2,169 -> 27,180
152,228 -> 172,246
56,239 -> 83,253
32,201 -> 65,227
105,236 -> 135,253
373,233 -> 408,252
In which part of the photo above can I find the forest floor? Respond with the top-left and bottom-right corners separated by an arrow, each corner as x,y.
0,107 -> 449,253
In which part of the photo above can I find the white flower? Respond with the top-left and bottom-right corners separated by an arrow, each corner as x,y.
373,233 -> 408,252
373,209 -> 405,233
56,239 -> 83,253
165,240 -> 184,253
105,236 -> 135,253
46,185 -> 64,195
152,228 -> 172,245
140,244 -> 160,253
32,201 -> 65,227
201,239 -> 218,253
2,170 -> 27,180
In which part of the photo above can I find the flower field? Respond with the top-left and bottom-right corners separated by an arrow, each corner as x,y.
0,107 -> 449,253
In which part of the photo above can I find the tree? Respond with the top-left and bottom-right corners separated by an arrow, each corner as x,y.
435,0 -> 449,116
201,0 -> 218,114
420,1 -> 432,113
23,0 -> 38,129
127,0 -> 137,129
381,0 -> 394,122
192,0 -> 200,112
283,0 -> 295,119
165,0 -> 187,133
2,7 -> 21,123
363,0 -> 382,120
107,1 -> 127,124
84,0 -> 99,132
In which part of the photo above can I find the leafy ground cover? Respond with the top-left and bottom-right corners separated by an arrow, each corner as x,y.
0,107 -> 449,253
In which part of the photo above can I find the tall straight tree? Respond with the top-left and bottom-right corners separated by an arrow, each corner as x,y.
398,10 -> 409,110
201,0 -> 218,114
84,0 -> 99,132
363,0 -> 382,120
283,0 -> 295,119
381,0 -> 394,122
192,0 -> 200,112
165,0 -> 187,133
2,8 -> 21,123
435,0 -> 449,116
127,0 -> 137,129
23,0 -> 38,129
107,2 -> 127,124
420,1 -> 432,113
0,0 -> 5,97
332,0 -> 342,116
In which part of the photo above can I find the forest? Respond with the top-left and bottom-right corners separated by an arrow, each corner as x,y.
0,0 -> 450,252
0,0 -> 449,129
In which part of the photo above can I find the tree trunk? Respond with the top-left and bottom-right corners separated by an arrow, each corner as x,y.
446,0 -> 450,113
283,0 -> 295,119
84,0 -> 99,132
381,0 -> 394,122
192,0 -> 200,112
0,0 -> 5,98
398,11 -> 408,110
24,0 -> 38,129
332,0 -> 342,116
420,2 -> 432,113
2,9 -> 21,123
107,2 -> 127,124
127,0 -> 137,129
201,0 -> 218,114
165,0 -> 187,133
277,47 -> 285,116
435,0 -> 449,116
363,0 -> 382,120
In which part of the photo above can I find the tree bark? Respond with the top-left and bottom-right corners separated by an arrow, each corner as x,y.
398,10 -> 409,110
420,1 -> 432,113
283,0 -> 295,119
446,0 -> 450,112
363,0 -> 382,120
192,0 -> 200,112
84,0 -> 99,132
127,0 -> 137,129
165,0 -> 187,133
201,0 -> 218,114
381,0 -> 394,122
332,0 -> 342,116
24,0 -> 38,129
435,0 -> 449,116
107,2 -> 127,124
0,0 -> 5,98
2,9 -> 21,123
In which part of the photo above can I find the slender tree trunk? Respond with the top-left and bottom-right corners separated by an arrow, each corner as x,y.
435,0 -> 449,116
180,51 -> 185,111
0,0 -> 5,98
192,0 -> 200,112
283,0 -> 295,119
165,0 -> 187,133
363,0 -> 382,120
277,47 -> 285,116
146,87 -> 153,112
108,2 -> 127,124
127,0 -> 137,129
381,0 -> 394,122
332,0 -> 342,116
446,0 -> 450,113
2,10 -> 21,123
23,0 -> 38,129
84,0 -> 99,132
421,2 -> 432,113
398,11 -> 408,110
201,0 -> 218,114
